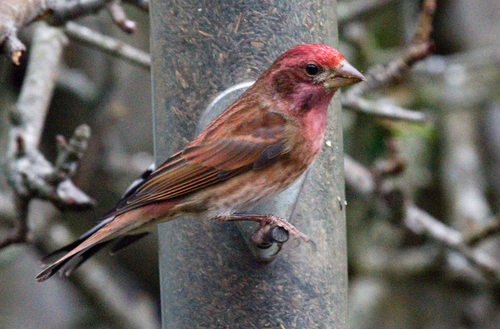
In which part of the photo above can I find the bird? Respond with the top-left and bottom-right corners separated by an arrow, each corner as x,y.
36,44 -> 365,282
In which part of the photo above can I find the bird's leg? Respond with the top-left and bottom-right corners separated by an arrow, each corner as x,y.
214,213 -> 310,247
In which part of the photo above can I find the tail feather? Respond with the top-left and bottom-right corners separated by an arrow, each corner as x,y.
60,240 -> 113,277
36,257 -> 72,282
41,217 -> 115,264
40,240 -> 82,264
36,241 -> 113,282
37,205 -> 155,282
36,231 -> 149,282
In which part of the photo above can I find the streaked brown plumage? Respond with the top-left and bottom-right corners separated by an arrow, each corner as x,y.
36,44 -> 365,282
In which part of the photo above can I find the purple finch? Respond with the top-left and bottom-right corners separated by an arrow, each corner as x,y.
36,44 -> 365,282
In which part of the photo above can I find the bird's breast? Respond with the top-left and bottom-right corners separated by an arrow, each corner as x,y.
183,155 -> 310,219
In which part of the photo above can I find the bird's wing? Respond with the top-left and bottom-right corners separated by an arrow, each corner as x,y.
106,109 -> 289,218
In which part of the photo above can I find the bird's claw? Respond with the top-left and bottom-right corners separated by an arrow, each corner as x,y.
251,215 -> 310,248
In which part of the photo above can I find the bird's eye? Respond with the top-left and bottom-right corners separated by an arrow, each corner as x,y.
305,63 -> 320,76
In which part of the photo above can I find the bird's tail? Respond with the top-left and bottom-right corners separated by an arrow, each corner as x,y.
36,214 -> 149,282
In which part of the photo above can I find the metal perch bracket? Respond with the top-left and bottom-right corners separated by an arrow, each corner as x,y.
196,82 -> 307,262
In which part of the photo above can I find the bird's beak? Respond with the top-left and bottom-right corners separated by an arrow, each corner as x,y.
324,60 -> 366,89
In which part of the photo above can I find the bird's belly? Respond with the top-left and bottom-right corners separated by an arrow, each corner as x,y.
185,162 -> 308,219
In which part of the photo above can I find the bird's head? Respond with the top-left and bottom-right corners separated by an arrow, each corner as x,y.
259,44 -> 365,112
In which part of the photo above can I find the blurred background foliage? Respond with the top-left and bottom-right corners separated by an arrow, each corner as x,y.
0,0 -> 499,328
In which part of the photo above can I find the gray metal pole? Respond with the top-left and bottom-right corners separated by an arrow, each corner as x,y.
150,1 -> 347,327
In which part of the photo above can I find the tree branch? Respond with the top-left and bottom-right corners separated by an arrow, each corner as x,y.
0,0 -> 146,64
345,154 -> 500,282
106,0 -> 137,33
64,22 -> 151,69
342,0 -> 436,122
0,197 -> 30,249
2,22 -> 94,250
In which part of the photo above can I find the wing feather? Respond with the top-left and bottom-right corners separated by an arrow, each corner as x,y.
106,109 -> 289,218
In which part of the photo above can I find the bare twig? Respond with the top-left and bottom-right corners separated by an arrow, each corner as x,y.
106,0 -> 137,33
0,192 -> 16,222
342,97 -> 428,122
344,0 -> 500,283
344,154 -> 375,196
466,221 -> 500,246
345,154 -> 500,282
47,0 -> 109,25
7,125 -> 96,212
0,0 -> 147,64
411,0 -> 436,45
405,206 -> 500,281
2,23 -> 94,250
0,197 -> 30,249
0,0 -> 44,64
342,0 -> 436,122
56,65 -> 99,102
346,42 -> 434,97
2,29 -> 26,65
47,0 -> 139,31
64,22 -> 151,69
0,2 -> 157,327
7,22 -> 68,151
54,125 -> 92,180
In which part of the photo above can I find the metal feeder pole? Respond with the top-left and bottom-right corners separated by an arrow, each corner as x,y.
150,1 -> 347,327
